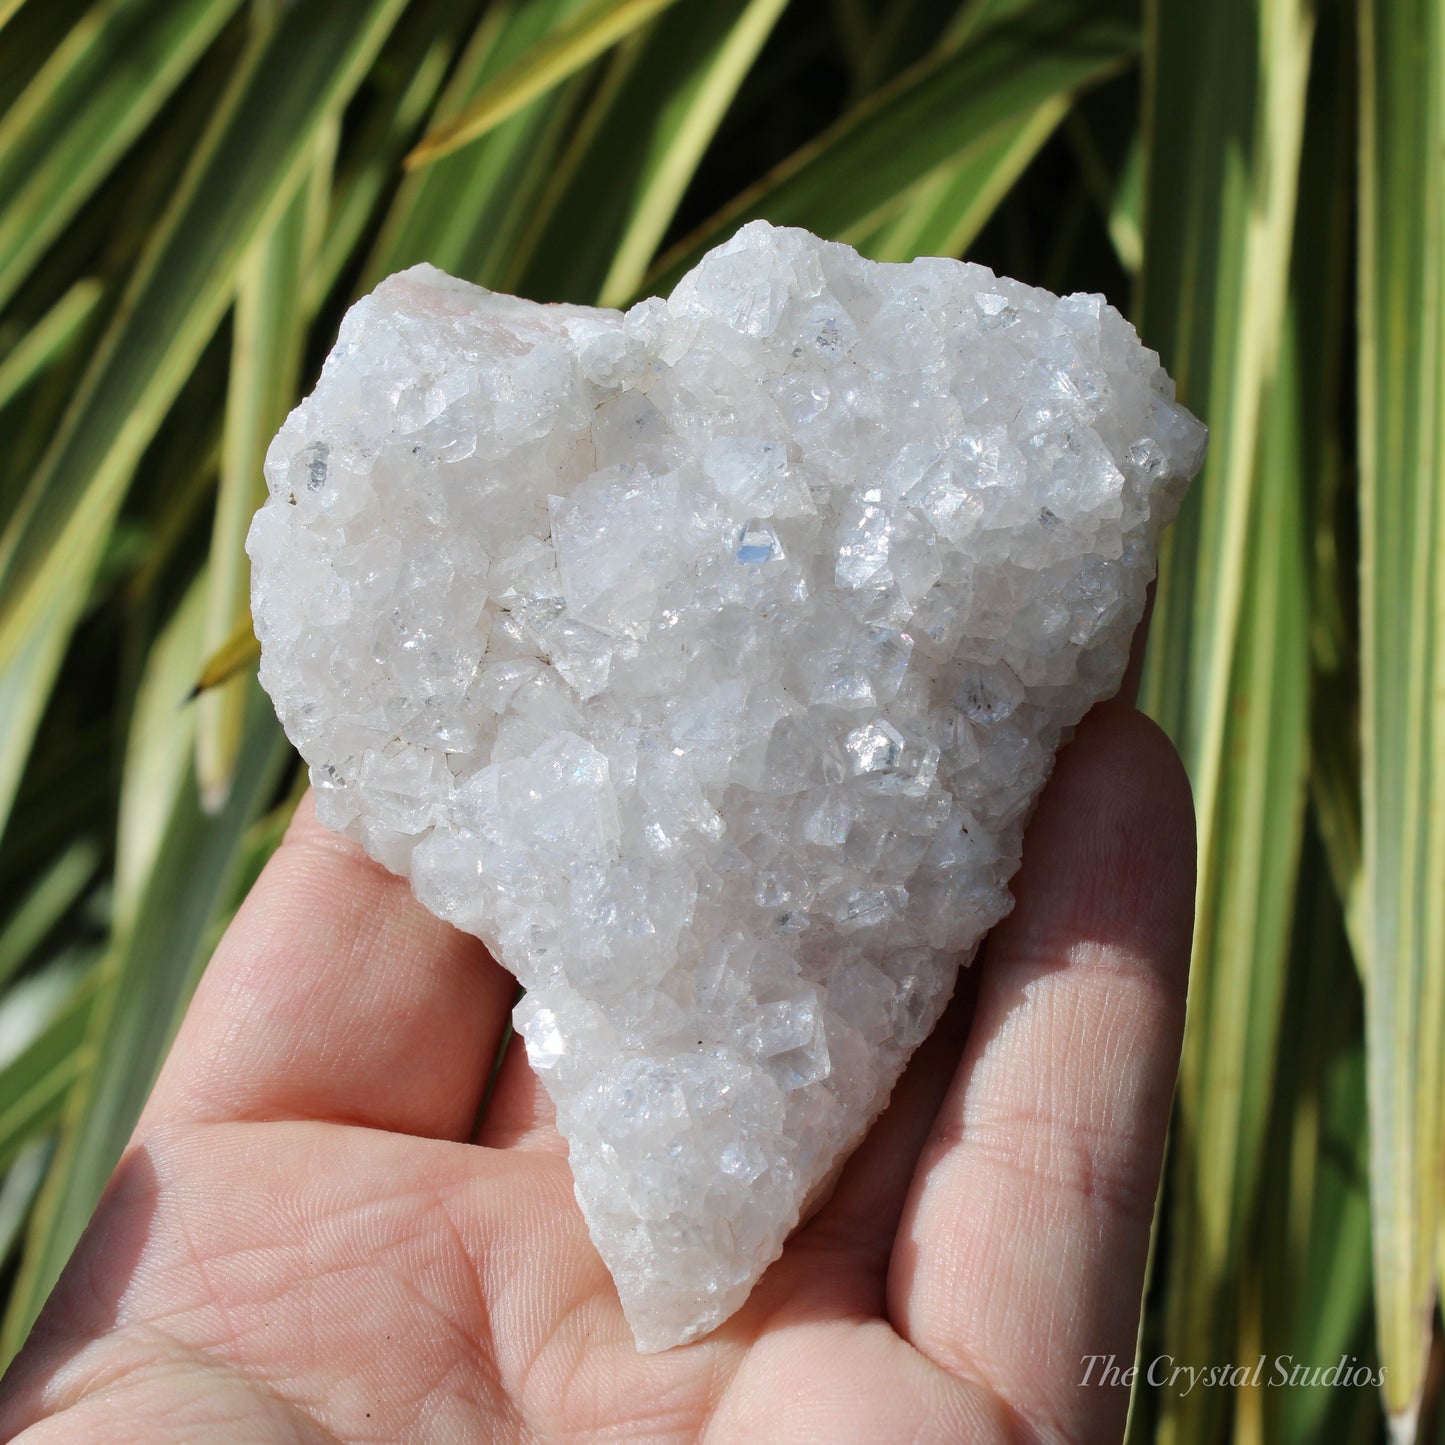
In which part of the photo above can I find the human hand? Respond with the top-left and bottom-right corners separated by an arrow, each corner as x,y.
0,695 -> 1193,1445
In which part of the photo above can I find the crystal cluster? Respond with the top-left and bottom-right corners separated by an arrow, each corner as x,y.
248,221 -> 1206,1351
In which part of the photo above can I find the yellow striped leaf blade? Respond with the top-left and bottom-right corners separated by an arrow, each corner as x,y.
405,0 -> 685,169
305,0 -> 478,312
1135,0 -> 1316,1439
858,98 -> 1071,265
0,0 -> 409,846
1357,0 -> 1445,1432
0,581 -> 288,1361
0,0 -> 244,312
646,0 -> 1138,293
0,840 -> 99,992
1253,834 -> 1377,1445
1245,39 -> 1365,1445
363,0 -> 596,290
0,966 -> 98,1178
505,0 -> 788,306
0,279 -> 103,413
197,137 -> 327,813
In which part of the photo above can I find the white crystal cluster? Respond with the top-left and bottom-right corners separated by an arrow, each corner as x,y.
248,221 -> 1206,1351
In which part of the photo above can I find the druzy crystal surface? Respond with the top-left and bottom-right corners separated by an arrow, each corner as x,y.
248,221 -> 1206,1351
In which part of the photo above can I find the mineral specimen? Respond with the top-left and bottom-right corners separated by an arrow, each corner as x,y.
248,220 -> 1206,1351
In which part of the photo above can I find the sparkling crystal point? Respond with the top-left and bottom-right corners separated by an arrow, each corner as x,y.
249,221 -> 1206,1352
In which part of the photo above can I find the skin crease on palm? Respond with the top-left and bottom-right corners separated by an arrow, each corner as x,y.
0,612 -> 1195,1445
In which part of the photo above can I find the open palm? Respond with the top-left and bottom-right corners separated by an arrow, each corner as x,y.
0,698 -> 1193,1445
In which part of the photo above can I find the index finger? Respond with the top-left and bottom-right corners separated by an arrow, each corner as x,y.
140,793 -> 516,1143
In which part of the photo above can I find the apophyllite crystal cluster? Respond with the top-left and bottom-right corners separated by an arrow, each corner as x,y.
248,220 -> 1206,1351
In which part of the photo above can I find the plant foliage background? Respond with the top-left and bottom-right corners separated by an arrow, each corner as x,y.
0,0 -> 1440,1439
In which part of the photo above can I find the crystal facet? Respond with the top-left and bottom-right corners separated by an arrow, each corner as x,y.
249,221 -> 1206,1352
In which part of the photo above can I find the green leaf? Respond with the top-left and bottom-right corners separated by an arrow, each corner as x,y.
0,279 -> 103,412
950,0 -> 1038,45
1161,301 -> 1312,1445
117,382 -> 227,613
1256,834 -> 1376,1445
859,97 -> 1071,264
508,0 -> 789,305
486,21 -> 658,298
0,0 -> 82,116
0,965 -> 97,1176
113,575 -> 208,929
1357,0 -> 1445,1430
0,583 -> 284,1352
595,0 -> 790,307
867,0 -> 971,89
1296,0 -> 1361,953
0,1141 -> 52,1274
0,840 -> 100,991
1,657 -> 286,1361
305,0 -> 479,312
197,138 -> 325,812
0,582 -> 78,846
828,0 -> 873,88
1059,107 -> 1142,276
405,0 -> 686,169
1108,135 -> 1142,276
0,0 -> 408,848
646,0 -> 1138,292
363,0 -> 596,290
1135,0 -> 1316,1438
0,0 -> 245,313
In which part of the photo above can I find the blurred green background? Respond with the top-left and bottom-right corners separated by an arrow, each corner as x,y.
0,0 -> 1439,1439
